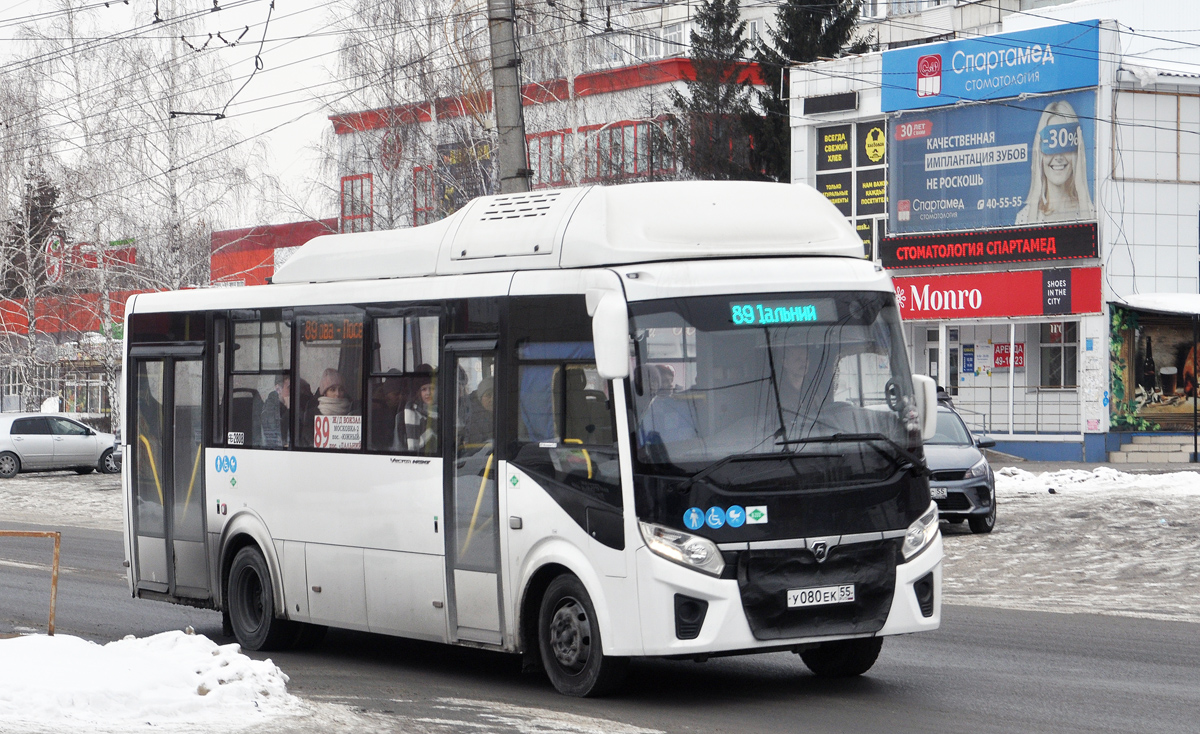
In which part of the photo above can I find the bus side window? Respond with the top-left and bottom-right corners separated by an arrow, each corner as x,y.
297,310 -> 365,450
511,349 -> 621,510
229,314 -> 292,448
367,314 -> 439,454
212,317 -> 226,445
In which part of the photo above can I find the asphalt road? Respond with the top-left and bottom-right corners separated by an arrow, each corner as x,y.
2,520 -> 1198,734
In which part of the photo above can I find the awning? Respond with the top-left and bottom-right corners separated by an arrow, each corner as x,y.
1110,293 -> 1200,317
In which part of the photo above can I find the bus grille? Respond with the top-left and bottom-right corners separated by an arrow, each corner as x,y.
736,540 -> 899,641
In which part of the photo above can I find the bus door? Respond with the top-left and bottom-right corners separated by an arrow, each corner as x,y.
129,347 -> 210,600
443,340 -> 503,645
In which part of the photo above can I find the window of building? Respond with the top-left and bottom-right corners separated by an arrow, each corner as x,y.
229,312 -> 292,449
296,309 -> 365,450
581,120 -> 676,183
367,313 -> 440,454
341,173 -> 373,233
528,130 -> 570,189
662,22 -> 687,56
634,26 -> 662,60
1113,90 -> 1200,183
413,165 -> 437,225
1040,321 -> 1078,388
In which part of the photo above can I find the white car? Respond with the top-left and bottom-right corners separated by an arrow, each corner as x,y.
0,413 -> 120,477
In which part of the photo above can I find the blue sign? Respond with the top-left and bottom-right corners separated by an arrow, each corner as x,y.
882,20 -> 1100,112
214,455 -> 237,473
726,505 -> 746,528
962,345 -> 974,374
890,89 -> 1096,234
683,507 -> 704,531
705,507 -> 726,529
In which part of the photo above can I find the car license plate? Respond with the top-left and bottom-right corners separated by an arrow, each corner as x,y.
930,487 -> 948,499
787,584 -> 855,608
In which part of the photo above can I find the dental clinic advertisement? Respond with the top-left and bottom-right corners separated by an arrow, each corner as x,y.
888,88 -> 1097,234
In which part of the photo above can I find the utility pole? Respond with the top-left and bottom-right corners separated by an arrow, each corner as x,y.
487,0 -> 531,193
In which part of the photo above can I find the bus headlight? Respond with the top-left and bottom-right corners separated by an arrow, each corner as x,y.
639,521 -> 725,577
902,502 -> 940,560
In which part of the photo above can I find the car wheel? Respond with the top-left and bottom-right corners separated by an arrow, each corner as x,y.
99,448 -> 120,474
227,546 -> 295,651
799,637 -> 883,678
968,501 -> 996,534
75,467 -> 95,475
538,574 -> 628,697
0,452 -> 20,478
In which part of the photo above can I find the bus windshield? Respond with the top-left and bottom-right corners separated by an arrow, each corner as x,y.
629,291 -> 919,478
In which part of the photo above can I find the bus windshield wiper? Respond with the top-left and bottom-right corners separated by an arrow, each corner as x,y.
777,433 -> 931,478
673,450 -> 829,493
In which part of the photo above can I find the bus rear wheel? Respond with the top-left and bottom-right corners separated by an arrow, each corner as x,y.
538,574 -> 627,697
799,637 -> 883,678
228,546 -> 294,651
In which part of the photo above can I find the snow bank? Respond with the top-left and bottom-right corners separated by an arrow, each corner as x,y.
996,466 -> 1200,497
0,630 -> 303,733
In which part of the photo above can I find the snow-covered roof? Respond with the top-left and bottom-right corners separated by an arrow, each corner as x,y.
1111,293 -> 1200,317
271,181 -> 863,284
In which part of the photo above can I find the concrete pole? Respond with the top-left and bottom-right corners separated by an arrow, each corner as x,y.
487,0 -> 531,193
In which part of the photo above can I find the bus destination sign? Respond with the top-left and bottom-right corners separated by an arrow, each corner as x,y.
301,317 -> 364,343
731,299 -> 831,326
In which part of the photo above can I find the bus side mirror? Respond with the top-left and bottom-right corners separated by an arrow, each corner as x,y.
592,291 -> 630,381
912,375 -> 938,441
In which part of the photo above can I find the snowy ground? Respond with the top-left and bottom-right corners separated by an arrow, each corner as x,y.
1,466 -> 1198,732
943,466 -> 1200,623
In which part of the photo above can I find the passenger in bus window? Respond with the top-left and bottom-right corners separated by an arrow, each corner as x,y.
315,369 -> 353,416
260,375 -> 291,447
404,366 -> 438,454
637,364 -> 697,449
461,377 -> 494,448
369,371 -> 404,451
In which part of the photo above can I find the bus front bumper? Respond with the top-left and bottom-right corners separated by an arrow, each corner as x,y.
633,533 -> 942,657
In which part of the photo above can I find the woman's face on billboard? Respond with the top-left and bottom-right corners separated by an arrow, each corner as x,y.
1042,114 -> 1075,187
1043,153 -> 1073,186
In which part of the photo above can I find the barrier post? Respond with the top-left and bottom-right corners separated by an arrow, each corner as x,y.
0,531 -> 63,635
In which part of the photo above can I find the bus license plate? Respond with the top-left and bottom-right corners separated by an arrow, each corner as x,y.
930,487 -> 947,499
787,584 -> 855,608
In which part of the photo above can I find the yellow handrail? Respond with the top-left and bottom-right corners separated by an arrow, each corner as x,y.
179,443 -> 203,524
563,438 -> 593,479
460,452 -> 494,556
137,434 -> 164,504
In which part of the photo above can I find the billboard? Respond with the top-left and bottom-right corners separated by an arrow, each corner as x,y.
889,89 -> 1096,234
892,266 -> 1101,321
881,222 -> 1096,269
881,20 -> 1100,112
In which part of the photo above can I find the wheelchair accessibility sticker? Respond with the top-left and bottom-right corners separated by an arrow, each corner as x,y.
214,455 -> 238,486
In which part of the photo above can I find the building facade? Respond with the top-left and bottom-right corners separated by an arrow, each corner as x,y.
792,6 -> 1200,460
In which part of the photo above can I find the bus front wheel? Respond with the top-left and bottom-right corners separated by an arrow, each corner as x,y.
799,637 -> 883,678
227,546 -> 294,651
537,574 -> 627,697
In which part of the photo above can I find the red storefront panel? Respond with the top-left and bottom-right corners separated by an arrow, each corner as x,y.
893,266 -> 1101,321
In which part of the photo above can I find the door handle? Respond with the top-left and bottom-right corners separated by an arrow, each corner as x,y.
54,437 -> 64,441
12,437 -> 22,441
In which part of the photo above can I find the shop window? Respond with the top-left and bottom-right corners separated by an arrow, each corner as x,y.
1040,322 -> 1078,388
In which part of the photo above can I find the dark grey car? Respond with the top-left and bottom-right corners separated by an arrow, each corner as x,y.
925,406 -> 997,534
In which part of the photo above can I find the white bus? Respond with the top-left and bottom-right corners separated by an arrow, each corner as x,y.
122,181 -> 942,696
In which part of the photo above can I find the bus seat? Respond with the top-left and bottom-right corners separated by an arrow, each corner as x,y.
230,387 -> 263,445
564,371 -> 612,445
